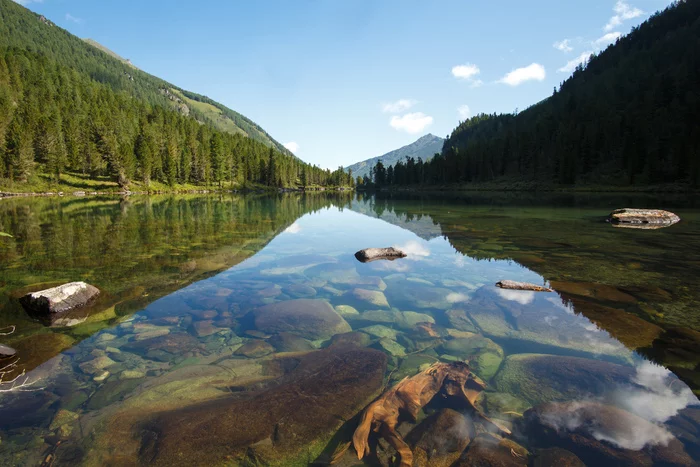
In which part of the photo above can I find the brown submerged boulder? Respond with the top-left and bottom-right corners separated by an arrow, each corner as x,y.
251,299 -> 351,340
520,401 -> 693,467
138,345 -> 387,466
406,408 -> 475,466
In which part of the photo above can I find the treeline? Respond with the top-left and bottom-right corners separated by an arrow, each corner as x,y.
363,0 -> 700,189
0,48 -> 352,188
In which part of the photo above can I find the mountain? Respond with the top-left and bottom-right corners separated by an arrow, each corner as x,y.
369,0 -> 699,189
83,38 -> 138,69
0,0 -> 352,190
346,134 -> 444,180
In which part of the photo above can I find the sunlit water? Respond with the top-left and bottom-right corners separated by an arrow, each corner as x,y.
0,193 -> 699,466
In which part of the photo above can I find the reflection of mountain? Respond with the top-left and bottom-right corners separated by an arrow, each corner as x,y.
348,194 -> 700,394
0,193 -> 352,375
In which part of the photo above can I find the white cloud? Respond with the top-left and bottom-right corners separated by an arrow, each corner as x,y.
469,79 -> 484,88
395,240 -> 430,258
553,39 -> 574,53
389,112 -> 433,134
557,51 -> 593,73
283,142 -> 299,153
65,13 -> 83,24
495,288 -> 535,304
457,105 -> 471,120
381,99 -> 416,113
498,63 -> 546,86
605,0 -> 644,31
284,223 -> 301,234
594,31 -> 622,47
451,63 -> 480,80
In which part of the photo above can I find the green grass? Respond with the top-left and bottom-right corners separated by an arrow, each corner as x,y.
170,89 -> 247,137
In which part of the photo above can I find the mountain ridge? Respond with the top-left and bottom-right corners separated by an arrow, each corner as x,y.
346,133 -> 444,180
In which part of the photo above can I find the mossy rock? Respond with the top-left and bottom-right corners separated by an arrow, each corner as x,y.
493,354 -> 635,406
358,325 -> 400,340
373,338 -> 406,357
438,335 -> 504,380
484,392 -> 530,417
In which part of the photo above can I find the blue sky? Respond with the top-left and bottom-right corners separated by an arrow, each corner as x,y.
17,0 -> 672,169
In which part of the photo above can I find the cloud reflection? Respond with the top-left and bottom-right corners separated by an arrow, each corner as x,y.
495,287 -> 535,304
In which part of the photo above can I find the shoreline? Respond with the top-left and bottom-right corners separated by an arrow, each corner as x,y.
0,187 -> 355,199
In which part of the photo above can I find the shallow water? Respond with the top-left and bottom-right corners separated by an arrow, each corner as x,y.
0,193 -> 699,466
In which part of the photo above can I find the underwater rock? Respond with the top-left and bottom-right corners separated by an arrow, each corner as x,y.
358,325 -> 400,340
328,331 -> 372,348
282,283 -> 317,298
446,309 -> 478,333
521,401 -> 693,466
348,288 -> 390,308
79,355 -> 116,375
124,333 -> 201,355
532,448 -> 586,467
189,320 -> 225,338
120,369 -> 146,380
354,247 -> 407,263
484,392 -> 530,418
496,280 -> 552,292
373,337 -> 406,356
10,332 -> 75,376
0,343 -> 17,358
608,208 -> 680,228
49,409 -> 79,431
386,284 -> 453,310
268,332 -> 314,352
252,299 -> 351,340
335,304 -> 360,317
493,354 -> 635,406
405,408 -> 474,466
136,345 -> 387,466
19,281 -> 100,314
550,280 -> 636,303
455,433 -> 529,467
233,339 -> 275,358
439,335 -> 504,381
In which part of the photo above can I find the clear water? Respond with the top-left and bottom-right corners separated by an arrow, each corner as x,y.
0,193 -> 698,466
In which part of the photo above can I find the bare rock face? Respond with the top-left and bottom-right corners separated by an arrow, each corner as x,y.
496,280 -> 553,292
354,247 -> 407,263
19,282 -> 100,314
608,208 -> 680,229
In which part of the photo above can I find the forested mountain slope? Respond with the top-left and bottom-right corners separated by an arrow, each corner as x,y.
346,134 -> 443,180
0,0 -> 349,190
372,0 -> 699,189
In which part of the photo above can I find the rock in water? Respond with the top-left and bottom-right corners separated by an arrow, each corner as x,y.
608,208 -> 680,229
0,344 -> 17,358
20,282 -> 100,314
496,280 -> 553,292
355,247 -> 407,263
252,299 -> 351,340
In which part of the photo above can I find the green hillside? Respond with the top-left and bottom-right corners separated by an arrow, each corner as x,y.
83,38 -> 137,69
0,0 -> 347,191
366,0 -> 699,190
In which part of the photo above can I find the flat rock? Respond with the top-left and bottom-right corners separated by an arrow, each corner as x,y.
439,335 -> 504,380
20,281 -> 100,314
252,299 -> 351,340
355,247 -> 407,263
349,288 -> 390,308
189,320 -> 224,337
608,208 -> 680,228
79,355 -> 117,375
268,332 -> 314,352
328,331 -> 371,348
493,354 -> 636,406
521,401 -> 693,466
455,433 -> 529,466
137,345 -> 387,466
234,340 -> 275,358
532,448 -> 585,467
282,283 -> 317,298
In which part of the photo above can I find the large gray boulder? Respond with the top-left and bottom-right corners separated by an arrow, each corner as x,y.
608,208 -> 680,229
20,282 -> 100,314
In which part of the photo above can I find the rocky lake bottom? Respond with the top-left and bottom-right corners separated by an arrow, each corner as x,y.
0,193 -> 699,466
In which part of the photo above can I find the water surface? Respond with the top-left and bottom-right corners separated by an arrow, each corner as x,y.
0,193 -> 698,466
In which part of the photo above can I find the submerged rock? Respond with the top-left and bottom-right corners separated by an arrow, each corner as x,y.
349,288 -> 390,308
252,299 -> 351,340
268,332 -> 314,352
234,340 -> 274,358
532,448 -> 585,467
608,208 -> 680,228
20,281 -> 100,314
521,401 -> 693,466
493,354 -> 635,406
496,280 -> 552,292
406,408 -> 474,466
136,345 -> 387,466
439,335 -> 504,381
354,247 -> 407,263
455,433 -> 529,467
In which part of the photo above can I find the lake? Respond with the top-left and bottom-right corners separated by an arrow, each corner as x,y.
0,192 -> 699,466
